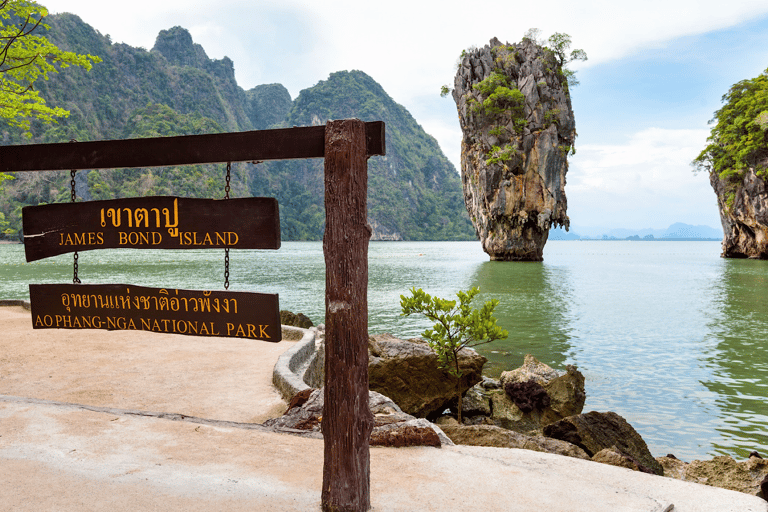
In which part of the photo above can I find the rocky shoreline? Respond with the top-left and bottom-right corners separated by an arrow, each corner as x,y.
270,324 -> 768,501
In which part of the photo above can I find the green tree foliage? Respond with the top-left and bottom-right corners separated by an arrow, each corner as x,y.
0,0 -> 100,131
544,32 -> 587,88
400,287 -> 508,423
693,68 -> 768,181
0,1 -> 99,191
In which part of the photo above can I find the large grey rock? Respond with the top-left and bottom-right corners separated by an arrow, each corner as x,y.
264,388 -> 453,446
490,355 -> 585,433
440,424 -> 589,460
452,37 -> 575,260
500,354 -> 560,387
544,411 -> 663,475
368,333 -> 486,418
658,454 -> 768,499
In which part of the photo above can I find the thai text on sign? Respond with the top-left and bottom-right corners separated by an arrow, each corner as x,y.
29,283 -> 281,341
22,196 -> 280,262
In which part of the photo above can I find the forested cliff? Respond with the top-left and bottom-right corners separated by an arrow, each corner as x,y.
0,14 -> 473,241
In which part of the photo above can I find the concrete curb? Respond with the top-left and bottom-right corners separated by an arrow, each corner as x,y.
0,299 -> 31,310
272,326 -> 317,401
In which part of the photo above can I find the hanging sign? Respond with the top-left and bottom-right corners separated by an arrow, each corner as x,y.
29,283 -> 281,341
22,196 -> 280,262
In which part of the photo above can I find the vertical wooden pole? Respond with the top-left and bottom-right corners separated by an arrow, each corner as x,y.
321,119 -> 374,512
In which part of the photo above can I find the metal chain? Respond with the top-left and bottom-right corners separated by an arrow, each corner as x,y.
224,162 -> 231,290
224,161 -> 231,200
70,167 -> 81,284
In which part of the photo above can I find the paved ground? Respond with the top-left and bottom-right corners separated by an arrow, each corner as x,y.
1,305 -> 766,511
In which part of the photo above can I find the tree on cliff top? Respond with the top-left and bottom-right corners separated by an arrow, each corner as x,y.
693,68 -> 768,181
441,30 -> 587,96
525,29 -> 588,88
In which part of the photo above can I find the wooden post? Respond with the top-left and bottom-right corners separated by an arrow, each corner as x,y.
321,119 -> 374,512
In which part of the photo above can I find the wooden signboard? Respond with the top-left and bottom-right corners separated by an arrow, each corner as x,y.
29,283 -> 281,341
22,196 -> 280,262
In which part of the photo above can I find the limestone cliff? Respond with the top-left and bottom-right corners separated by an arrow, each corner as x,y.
710,165 -> 768,259
694,68 -> 768,259
452,37 -> 575,260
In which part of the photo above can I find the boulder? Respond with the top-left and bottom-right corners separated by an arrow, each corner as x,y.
368,333 -> 486,418
440,424 -> 589,460
593,446 -> 651,472
657,454 -> 768,499
500,354 -> 560,386
543,411 -> 663,475
371,419 -> 450,447
279,310 -> 314,329
460,385 -> 491,417
264,388 -> 452,446
488,355 -> 585,433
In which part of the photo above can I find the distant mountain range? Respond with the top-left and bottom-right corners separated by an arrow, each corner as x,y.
549,223 -> 723,241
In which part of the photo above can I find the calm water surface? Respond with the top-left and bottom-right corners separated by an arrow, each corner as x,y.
1,240 -> 766,461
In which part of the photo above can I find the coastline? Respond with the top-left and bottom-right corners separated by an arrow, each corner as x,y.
1,304 -> 766,511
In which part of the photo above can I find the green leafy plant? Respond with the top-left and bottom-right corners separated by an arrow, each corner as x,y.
0,0 -> 101,131
486,144 -> 516,166
543,107 -> 561,127
544,32 -> 587,88
400,287 -> 508,423
0,0 -> 100,189
693,69 -> 768,181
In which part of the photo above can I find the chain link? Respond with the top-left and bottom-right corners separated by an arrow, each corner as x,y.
70,164 -> 81,283
224,162 -> 231,290
224,161 -> 231,200
70,169 -> 77,203
73,252 -> 81,284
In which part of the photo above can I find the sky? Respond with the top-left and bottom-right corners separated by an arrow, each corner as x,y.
41,0 -> 768,232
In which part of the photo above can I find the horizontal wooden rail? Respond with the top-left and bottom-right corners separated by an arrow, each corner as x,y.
0,120 -> 385,172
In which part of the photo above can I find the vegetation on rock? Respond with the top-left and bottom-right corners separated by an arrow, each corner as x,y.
693,68 -> 768,182
693,68 -> 768,258
451,33 -> 580,260
400,287 -> 508,423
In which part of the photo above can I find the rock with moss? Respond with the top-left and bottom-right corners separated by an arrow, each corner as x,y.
451,37 -> 576,260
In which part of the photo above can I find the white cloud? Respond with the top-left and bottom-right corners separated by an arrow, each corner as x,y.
38,0 -> 760,229
567,128 -> 720,228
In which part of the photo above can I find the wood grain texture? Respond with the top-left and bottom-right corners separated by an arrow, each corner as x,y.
22,196 -> 280,262
321,119 -> 374,511
0,122 -> 384,172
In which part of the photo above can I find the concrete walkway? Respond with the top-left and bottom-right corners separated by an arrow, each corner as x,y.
1,305 -> 766,512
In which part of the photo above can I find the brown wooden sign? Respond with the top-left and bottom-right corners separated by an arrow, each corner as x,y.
22,196 -> 280,262
29,283 -> 281,341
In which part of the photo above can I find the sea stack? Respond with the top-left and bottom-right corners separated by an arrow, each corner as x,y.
710,167 -> 768,259
452,37 -> 575,261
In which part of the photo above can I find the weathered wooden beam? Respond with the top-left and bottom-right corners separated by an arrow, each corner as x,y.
321,119 -> 374,511
0,121 -> 385,172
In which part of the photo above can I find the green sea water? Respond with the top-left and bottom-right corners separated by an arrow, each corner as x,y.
1,240 -> 766,461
